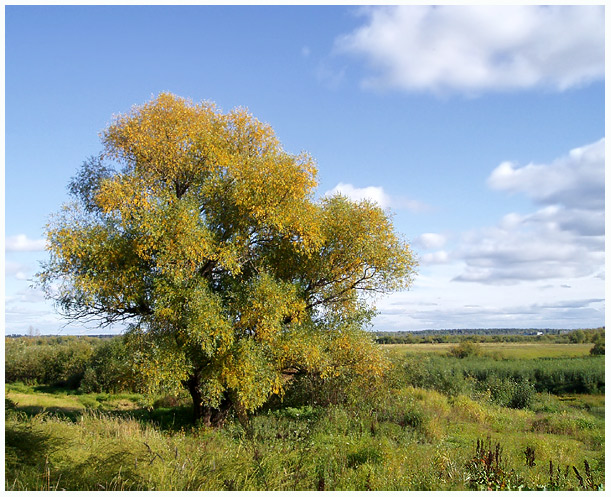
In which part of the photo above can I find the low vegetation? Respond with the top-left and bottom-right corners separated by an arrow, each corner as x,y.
5,335 -> 605,491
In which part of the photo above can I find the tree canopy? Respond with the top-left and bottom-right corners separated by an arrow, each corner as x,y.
39,93 -> 417,425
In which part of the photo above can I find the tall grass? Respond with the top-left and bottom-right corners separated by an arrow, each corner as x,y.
5,384 -> 604,490
392,354 -> 605,399
5,339 -> 605,490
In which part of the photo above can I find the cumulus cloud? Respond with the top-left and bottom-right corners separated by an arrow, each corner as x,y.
455,139 -> 605,285
6,234 -> 46,252
488,139 -> 604,210
421,250 -> 450,265
454,225 -> 604,284
415,233 -> 447,249
336,5 -> 604,94
517,206 -> 604,238
324,182 -> 428,211
325,182 -> 391,207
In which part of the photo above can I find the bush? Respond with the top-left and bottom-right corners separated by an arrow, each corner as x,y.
5,337 -> 96,387
80,337 -> 138,393
5,336 -> 144,394
448,342 -> 482,359
508,380 -> 535,410
590,333 -> 604,356
392,356 -> 473,397
482,376 -> 514,407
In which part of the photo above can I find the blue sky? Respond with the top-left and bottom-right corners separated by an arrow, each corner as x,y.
4,5 -> 605,334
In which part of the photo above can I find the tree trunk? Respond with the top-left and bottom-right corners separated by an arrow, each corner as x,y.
232,397 -> 252,436
184,372 -> 233,427
185,371 -> 206,425
208,396 -> 232,427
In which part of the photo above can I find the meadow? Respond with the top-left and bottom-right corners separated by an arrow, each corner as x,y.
382,342 -> 595,359
5,336 -> 605,491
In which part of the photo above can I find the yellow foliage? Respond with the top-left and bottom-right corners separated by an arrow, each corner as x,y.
39,93 -> 416,419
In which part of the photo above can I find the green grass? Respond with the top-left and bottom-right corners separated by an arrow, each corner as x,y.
5,341 -> 605,491
6,387 -> 604,490
5,383 -> 147,413
382,342 -> 594,359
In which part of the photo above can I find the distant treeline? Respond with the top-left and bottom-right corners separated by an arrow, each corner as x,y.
375,327 -> 605,345
382,328 -> 567,336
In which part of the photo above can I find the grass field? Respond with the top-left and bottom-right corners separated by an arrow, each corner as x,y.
6,384 -> 146,414
382,342 -> 594,359
5,341 -> 605,491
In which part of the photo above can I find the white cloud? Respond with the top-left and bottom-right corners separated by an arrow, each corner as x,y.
6,234 -> 46,252
325,182 -> 391,208
455,139 -> 605,285
414,234 -> 451,266
324,182 -> 428,211
421,250 -> 450,265
336,5 -> 604,95
454,225 -> 604,284
487,139 -> 604,210
415,232 -> 447,249
6,287 -> 46,304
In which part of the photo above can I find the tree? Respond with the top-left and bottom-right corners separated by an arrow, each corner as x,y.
590,330 -> 605,356
568,329 -> 587,344
27,325 -> 41,337
39,93 -> 417,426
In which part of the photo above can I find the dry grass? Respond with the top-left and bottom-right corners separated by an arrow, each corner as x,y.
382,342 -> 593,359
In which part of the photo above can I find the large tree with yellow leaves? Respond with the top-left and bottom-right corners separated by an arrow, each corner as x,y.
39,93 -> 417,425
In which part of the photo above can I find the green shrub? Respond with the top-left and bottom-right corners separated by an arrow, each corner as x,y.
482,376 -> 514,407
401,407 -> 427,429
508,380 -> 535,410
448,342 -> 482,359
5,337 -> 96,387
280,406 -> 318,420
80,337 -> 138,393
590,342 -> 604,356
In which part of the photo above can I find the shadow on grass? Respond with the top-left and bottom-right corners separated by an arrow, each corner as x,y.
32,384 -> 82,395
6,401 -> 195,432
5,419 -> 57,469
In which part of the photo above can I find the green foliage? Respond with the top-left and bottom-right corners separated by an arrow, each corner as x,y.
590,330 -> 605,355
392,353 -> 604,405
38,93 -> 416,422
507,379 -> 536,409
5,336 -> 96,387
5,336 -> 146,395
5,383 -> 604,491
80,337 -> 140,393
448,341 -> 481,358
